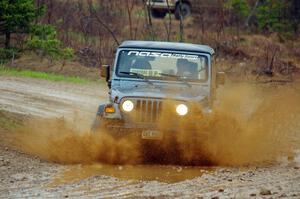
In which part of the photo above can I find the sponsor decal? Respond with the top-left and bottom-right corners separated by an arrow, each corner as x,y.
130,69 -> 162,77
128,51 -> 199,60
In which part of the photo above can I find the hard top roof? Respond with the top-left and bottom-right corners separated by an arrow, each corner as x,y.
119,40 -> 214,55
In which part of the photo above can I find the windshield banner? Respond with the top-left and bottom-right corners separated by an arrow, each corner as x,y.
128,51 -> 199,60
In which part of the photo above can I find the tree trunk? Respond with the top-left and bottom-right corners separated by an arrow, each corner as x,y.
245,0 -> 260,27
236,19 -> 240,39
5,31 -> 10,48
167,0 -> 172,41
179,0 -> 184,42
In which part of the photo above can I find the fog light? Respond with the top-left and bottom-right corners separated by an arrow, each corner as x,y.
176,104 -> 188,116
122,100 -> 134,112
105,105 -> 115,113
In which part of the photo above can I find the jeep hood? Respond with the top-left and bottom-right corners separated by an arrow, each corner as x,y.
111,83 -> 210,103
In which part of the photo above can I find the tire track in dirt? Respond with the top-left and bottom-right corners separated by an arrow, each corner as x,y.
0,76 -> 107,118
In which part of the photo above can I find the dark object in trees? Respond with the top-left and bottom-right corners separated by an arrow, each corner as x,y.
291,0 -> 300,33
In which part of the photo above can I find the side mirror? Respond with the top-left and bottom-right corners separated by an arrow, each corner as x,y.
217,72 -> 226,85
101,65 -> 110,82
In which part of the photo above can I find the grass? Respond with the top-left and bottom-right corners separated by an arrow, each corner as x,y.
0,65 -> 92,84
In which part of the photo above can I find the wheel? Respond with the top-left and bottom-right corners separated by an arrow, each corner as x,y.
151,9 -> 167,19
174,3 -> 191,20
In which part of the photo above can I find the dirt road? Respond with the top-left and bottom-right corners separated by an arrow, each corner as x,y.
0,76 -> 300,198
0,76 -> 106,118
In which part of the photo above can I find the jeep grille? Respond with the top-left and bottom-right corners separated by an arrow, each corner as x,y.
121,98 -> 162,123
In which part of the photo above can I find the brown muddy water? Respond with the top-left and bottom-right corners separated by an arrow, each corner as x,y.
49,164 -> 214,186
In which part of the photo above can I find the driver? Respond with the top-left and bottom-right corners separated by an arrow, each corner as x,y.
132,57 -> 152,70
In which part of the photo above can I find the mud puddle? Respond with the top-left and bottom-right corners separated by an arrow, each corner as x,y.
49,164 -> 214,186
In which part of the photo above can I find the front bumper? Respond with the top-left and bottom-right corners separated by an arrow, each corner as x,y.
104,114 -> 207,133
104,119 -> 211,142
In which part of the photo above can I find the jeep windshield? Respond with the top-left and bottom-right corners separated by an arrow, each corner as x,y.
116,50 -> 208,82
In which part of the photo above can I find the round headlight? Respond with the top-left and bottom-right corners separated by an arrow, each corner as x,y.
122,100 -> 134,112
176,104 -> 188,116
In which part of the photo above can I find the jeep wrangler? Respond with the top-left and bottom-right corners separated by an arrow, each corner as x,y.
92,41 -> 225,140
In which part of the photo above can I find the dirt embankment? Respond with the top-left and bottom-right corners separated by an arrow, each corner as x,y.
0,77 -> 300,198
8,53 -> 102,80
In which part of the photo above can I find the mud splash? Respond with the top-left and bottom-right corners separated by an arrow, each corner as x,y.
189,83 -> 300,165
13,119 -> 142,164
12,83 -> 300,166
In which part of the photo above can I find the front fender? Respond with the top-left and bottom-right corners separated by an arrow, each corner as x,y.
96,103 -> 122,119
96,104 -> 106,116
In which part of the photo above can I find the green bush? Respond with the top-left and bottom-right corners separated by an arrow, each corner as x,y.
29,24 -> 57,40
27,37 -> 62,59
225,0 -> 250,19
26,24 -> 74,62
256,0 -> 297,38
225,0 -> 250,37
0,48 -> 21,64
62,48 -> 74,60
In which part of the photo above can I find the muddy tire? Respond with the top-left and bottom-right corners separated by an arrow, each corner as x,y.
174,3 -> 191,20
151,9 -> 167,19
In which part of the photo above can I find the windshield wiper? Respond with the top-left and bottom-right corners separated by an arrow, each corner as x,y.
119,71 -> 154,86
159,73 -> 192,88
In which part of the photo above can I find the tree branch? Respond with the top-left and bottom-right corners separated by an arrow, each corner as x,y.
93,15 -> 120,46
87,1 -> 120,46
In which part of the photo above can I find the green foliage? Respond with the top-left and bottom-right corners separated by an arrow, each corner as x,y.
29,24 -> 57,40
0,0 -> 44,31
26,24 -> 74,61
134,9 -> 146,18
0,0 -> 45,47
256,0 -> 297,38
0,48 -> 21,64
62,48 -> 74,60
225,0 -> 250,19
26,37 -> 61,59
